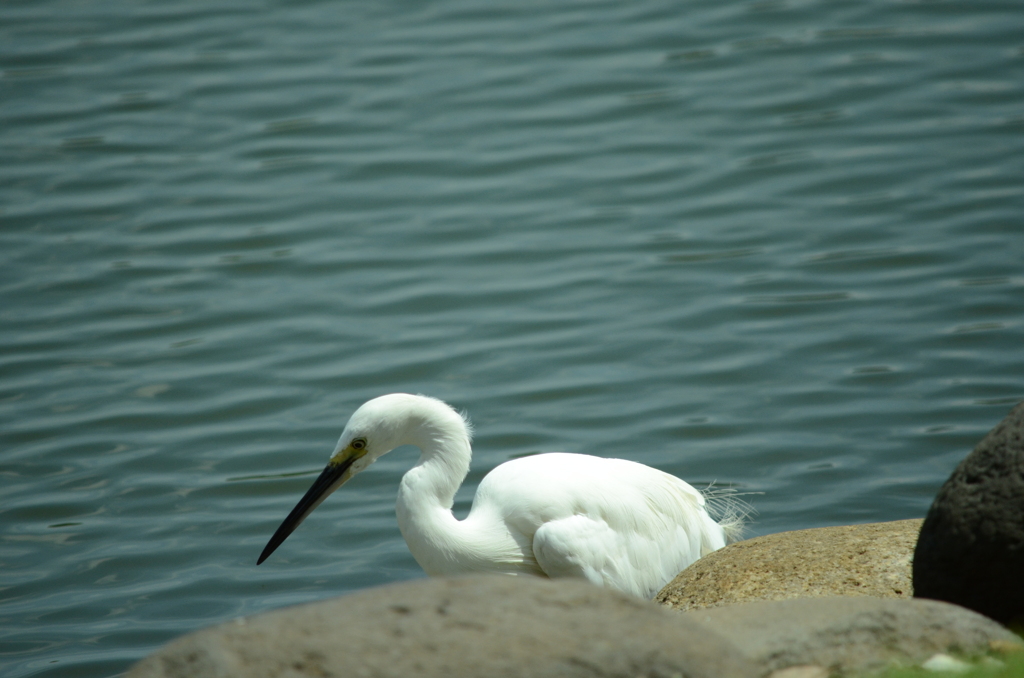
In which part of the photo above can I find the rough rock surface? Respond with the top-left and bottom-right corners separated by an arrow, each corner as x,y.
127,575 -> 758,678
682,596 -> 1022,675
914,402 -> 1024,626
657,519 -> 921,611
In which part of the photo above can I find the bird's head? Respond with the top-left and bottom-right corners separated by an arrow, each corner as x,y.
331,393 -> 423,466
256,393 -> 466,565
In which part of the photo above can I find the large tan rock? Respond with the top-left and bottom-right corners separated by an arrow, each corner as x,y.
657,519 -> 922,611
128,575 -> 758,678
682,597 -> 1022,675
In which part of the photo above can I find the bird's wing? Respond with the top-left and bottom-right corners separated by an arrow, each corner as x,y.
474,453 -> 728,598
526,457 -> 723,599
533,515 -> 633,593
533,513 -> 693,599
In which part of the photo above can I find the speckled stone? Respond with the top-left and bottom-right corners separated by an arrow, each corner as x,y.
127,575 -> 757,678
682,596 -> 1022,675
914,402 -> 1024,626
657,519 -> 921,611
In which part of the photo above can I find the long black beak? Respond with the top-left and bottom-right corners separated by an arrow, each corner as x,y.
257,457 -> 356,565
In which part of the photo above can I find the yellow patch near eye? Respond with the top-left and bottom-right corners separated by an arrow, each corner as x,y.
330,443 -> 368,466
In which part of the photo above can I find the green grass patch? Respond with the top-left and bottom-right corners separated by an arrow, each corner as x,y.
866,642 -> 1024,678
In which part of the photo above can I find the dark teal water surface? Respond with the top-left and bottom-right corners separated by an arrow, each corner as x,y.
2,1 -> 1023,675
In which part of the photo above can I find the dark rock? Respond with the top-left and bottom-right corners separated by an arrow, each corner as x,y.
682,597 -> 1022,675
657,520 -> 921,611
127,574 -> 758,678
913,402 -> 1024,626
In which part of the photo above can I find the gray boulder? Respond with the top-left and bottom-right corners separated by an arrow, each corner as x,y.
127,574 -> 758,678
682,596 -> 1022,675
914,402 -> 1024,626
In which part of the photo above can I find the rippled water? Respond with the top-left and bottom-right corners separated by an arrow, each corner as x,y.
2,0 -> 1023,675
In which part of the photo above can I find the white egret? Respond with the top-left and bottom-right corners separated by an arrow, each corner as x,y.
258,393 -> 746,599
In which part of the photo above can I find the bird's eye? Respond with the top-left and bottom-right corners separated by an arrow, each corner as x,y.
351,438 -> 367,450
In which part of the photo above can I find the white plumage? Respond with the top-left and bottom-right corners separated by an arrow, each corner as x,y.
259,393 -> 745,599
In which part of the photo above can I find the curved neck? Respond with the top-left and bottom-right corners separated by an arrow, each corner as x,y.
399,426 -> 472,511
394,422 -> 479,574
389,405 -> 535,576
